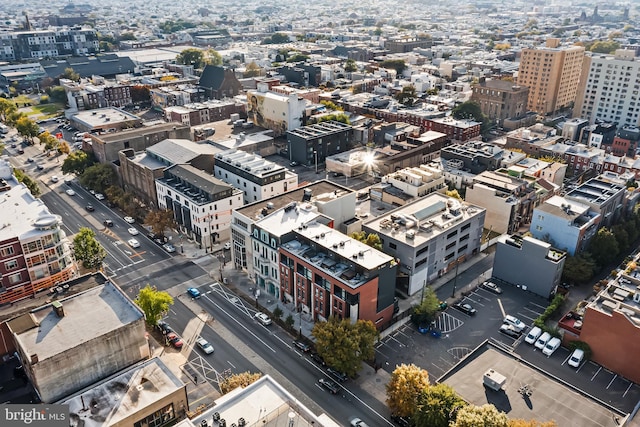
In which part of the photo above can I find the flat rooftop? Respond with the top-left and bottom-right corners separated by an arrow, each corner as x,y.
566,177 -> 624,205
61,358 -> 184,426
364,193 -> 485,247
441,344 -> 623,427
286,221 -> 392,274
14,282 -> 143,361
73,107 -> 140,128
236,180 -> 352,223
216,150 -> 287,178
94,123 -> 188,143
0,174 -> 59,244
192,375 -> 329,427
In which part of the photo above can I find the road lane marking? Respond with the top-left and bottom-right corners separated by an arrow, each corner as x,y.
203,294 -> 276,353
227,361 -> 236,369
497,298 -> 506,318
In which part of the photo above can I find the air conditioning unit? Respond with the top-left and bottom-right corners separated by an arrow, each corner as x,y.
633,292 -> 640,303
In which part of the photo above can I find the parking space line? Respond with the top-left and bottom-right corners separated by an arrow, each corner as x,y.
576,361 -> 587,373
462,296 -> 485,307
591,366 -> 602,381
607,375 -> 618,389
497,299 -> 506,317
395,329 -> 413,340
561,353 -> 570,366
623,382 -> 634,397
517,312 -> 537,322
522,306 -> 543,316
471,290 -> 491,301
530,302 -> 547,310
388,335 -> 406,348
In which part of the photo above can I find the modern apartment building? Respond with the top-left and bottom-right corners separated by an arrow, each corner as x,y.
286,121 -> 353,167
214,150 -> 299,204
471,78 -> 529,125
465,170 -> 537,234
375,165 -> 445,205
0,28 -> 99,61
363,194 -> 485,296
118,138 -> 218,207
279,221 -> 397,327
492,234 -> 566,298
247,84 -> 307,137
230,181 -> 356,297
156,164 -> 244,249
575,49 -> 640,129
516,38 -> 585,115
529,195 -> 600,255
0,167 -> 77,306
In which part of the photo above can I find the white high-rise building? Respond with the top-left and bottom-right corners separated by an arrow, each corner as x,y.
575,49 -> 640,128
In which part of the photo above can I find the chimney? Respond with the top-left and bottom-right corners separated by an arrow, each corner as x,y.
52,300 -> 64,318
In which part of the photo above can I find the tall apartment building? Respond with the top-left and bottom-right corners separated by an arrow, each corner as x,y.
0,28 -> 99,61
247,84 -> 307,137
471,78 -> 529,125
363,194 -> 485,296
156,164 -> 244,249
517,38 -> 585,115
574,50 -> 640,129
0,164 -> 77,305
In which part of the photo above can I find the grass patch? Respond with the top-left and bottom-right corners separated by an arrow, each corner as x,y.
32,103 -> 64,118
13,95 -> 35,106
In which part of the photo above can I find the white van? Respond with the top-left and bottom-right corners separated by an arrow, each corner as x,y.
535,332 -> 552,350
524,326 -> 542,345
542,337 -> 561,356
568,348 -> 584,367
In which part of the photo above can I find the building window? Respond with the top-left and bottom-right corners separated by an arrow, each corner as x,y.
5,259 -> 18,270
8,272 -> 21,285
0,246 -> 14,257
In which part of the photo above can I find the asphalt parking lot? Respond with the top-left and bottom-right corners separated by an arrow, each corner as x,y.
376,283 -> 548,382
516,337 -> 640,413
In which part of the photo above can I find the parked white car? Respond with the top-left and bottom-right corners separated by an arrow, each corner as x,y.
542,337 -> 561,356
124,216 -> 135,224
255,312 -> 272,326
127,238 -> 140,248
568,348 -> 584,367
535,332 -> 552,350
127,227 -> 139,235
503,315 -> 526,332
524,326 -> 542,345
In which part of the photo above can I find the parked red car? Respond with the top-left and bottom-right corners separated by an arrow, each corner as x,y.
166,332 -> 183,349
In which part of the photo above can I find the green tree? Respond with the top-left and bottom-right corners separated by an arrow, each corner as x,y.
61,67 -> 80,81
261,33 -> 289,44
119,32 -> 136,41
452,101 -> 492,133
79,163 -> 116,192
285,314 -> 295,328
176,48 -> 205,69
62,150 -> 95,175
15,116 -> 40,143
244,61 -> 262,77
411,287 -> 440,327
446,189 -> 462,200
130,85 -> 150,103
58,140 -> 70,155
453,404 -> 508,427
395,85 -> 417,107
13,168 -> 40,197
349,231 -> 383,251
312,317 -> 379,377
386,363 -> 430,417
220,372 -> 262,394
588,228 -> 619,267
204,48 -> 223,66
134,284 -> 174,326
0,98 -> 17,121
273,306 -> 283,320
414,383 -> 467,427
49,86 -> 67,103
561,253 -> 596,284
380,59 -> 407,75
588,40 -> 620,54
145,210 -> 176,237
5,111 -> 26,127
344,58 -> 357,73
287,52 -> 310,62
72,227 -> 107,270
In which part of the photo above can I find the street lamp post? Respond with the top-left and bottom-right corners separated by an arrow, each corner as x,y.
451,257 -> 462,298
314,150 -> 318,174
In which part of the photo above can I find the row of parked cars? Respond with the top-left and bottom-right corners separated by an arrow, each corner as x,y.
524,326 -> 584,366
157,320 -> 214,354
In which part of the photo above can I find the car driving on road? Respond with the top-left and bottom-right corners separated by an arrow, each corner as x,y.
196,337 -> 214,355
318,378 -> 340,394
127,238 -> 140,248
255,312 -> 272,326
